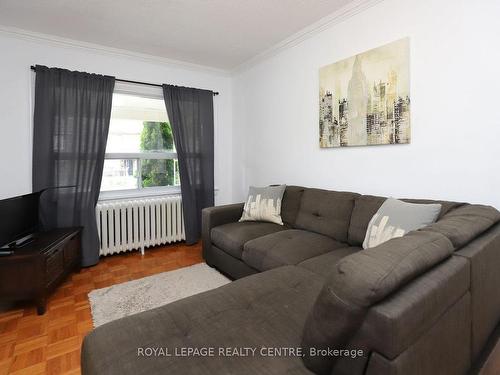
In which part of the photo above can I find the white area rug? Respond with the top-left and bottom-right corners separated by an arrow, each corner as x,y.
88,263 -> 230,327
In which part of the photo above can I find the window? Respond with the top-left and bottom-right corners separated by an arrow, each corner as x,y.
100,91 -> 180,198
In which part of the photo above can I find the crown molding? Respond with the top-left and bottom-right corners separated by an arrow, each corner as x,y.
0,0 -> 384,77
232,0 -> 385,74
0,25 -> 230,77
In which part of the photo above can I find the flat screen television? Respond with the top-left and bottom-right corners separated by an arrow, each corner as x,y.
0,192 -> 41,248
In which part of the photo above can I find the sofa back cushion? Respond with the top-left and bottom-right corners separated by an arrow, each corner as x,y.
295,188 -> 358,242
348,195 -> 463,246
421,204 -> 500,248
301,231 -> 454,374
348,195 -> 386,246
280,185 -> 305,226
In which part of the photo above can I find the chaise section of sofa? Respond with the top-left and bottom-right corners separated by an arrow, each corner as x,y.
82,265 -> 322,375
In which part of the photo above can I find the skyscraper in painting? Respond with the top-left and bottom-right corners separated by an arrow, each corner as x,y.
319,38 -> 410,148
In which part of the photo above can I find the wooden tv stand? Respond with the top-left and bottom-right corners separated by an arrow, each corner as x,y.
0,228 -> 82,315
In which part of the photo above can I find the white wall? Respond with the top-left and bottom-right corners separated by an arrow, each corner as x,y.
232,0 -> 500,207
2,0 -> 500,208
0,31 -> 234,204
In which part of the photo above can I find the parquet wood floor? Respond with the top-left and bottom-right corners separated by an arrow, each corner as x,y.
0,242 -> 203,375
480,338 -> 500,375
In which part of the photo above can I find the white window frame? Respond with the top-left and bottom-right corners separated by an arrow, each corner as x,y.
99,82 -> 181,201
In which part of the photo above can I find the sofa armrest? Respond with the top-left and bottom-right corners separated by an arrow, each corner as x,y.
362,255 -> 469,359
331,255 -> 470,375
202,203 -> 244,256
301,231 -> 454,375
454,222 -> 500,358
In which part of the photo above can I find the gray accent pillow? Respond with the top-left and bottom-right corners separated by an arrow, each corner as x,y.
239,185 -> 286,225
363,198 -> 441,249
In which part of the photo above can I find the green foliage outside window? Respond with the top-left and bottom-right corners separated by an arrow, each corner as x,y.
140,122 -> 175,187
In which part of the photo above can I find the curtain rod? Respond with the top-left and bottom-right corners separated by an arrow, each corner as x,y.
30,65 -> 219,96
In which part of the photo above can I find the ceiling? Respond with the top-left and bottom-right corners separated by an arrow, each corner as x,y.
0,0 -> 354,70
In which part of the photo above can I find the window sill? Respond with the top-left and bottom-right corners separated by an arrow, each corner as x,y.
98,187 -> 181,202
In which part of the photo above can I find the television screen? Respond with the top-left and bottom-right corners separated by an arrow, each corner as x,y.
0,192 -> 40,248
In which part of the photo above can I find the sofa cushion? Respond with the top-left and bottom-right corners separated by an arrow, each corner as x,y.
82,266 -> 322,375
211,222 -> 285,259
421,204 -> 500,249
281,185 -> 305,226
295,188 -> 358,242
242,229 -> 345,272
404,198 -> 462,217
301,231 -> 454,375
298,246 -> 361,278
348,195 -> 463,246
348,195 -> 386,246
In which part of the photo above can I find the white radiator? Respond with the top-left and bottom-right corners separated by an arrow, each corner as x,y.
96,196 -> 185,256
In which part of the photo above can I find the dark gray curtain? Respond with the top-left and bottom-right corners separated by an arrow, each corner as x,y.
32,65 -> 115,267
162,85 -> 214,244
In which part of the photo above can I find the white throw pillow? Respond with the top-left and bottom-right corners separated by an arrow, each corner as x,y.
239,185 -> 286,225
363,198 -> 442,249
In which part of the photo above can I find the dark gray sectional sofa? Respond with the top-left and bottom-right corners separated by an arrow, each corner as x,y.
82,186 -> 500,375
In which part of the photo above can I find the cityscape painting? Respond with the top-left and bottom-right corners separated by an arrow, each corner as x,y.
319,38 -> 410,147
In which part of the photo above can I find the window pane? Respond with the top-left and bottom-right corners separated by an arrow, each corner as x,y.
106,94 -> 174,153
140,122 -> 175,153
101,159 -> 138,191
141,159 -> 180,188
173,159 -> 181,186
